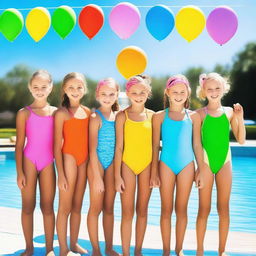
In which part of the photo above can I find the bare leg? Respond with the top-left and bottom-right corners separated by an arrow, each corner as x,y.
120,163 -> 136,256
57,154 -> 77,256
39,164 -> 56,254
70,161 -> 88,254
196,165 -> 214,256
175,162 -> 194,255
87,162 -> 104,256
20,157 -> 37,256
159,161 -> 176,256
103,164 -> 120,256
135,165 -> 152,256
216,162 -> 232,256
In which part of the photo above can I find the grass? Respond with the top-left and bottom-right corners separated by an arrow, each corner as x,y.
1,126 -> 256,140
0,128 -> 16,139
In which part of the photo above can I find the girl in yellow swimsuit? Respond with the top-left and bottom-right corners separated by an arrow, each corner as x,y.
115,75 -> 154,256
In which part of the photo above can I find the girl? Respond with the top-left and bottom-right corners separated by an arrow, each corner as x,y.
150,75 -> 204,256
87,78 -> 120,256
16,70 -> 56,256
196,73 -> 245,256
115,75 -> 154,256
54,72 -> 90,256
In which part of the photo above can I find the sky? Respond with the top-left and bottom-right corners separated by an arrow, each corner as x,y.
0,0 -> 256,84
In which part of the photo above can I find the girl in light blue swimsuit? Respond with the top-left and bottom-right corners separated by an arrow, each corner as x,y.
150,75 -> 205,256
87,78 -> 120,256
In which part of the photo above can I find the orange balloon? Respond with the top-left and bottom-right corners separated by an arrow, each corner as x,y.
79,4 -> 104,39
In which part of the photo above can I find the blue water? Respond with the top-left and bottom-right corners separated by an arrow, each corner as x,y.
0,151 -> 256,234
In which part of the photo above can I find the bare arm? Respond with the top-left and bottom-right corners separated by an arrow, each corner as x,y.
150,112 -> 163,188
114,111 -> 126,192
15,109 -> 27,189
230,104 -> 246,144
89,113 -> 104,192
54,109 -> 67,190
192,111 -> 205,189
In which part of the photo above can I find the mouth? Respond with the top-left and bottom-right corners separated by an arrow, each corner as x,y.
71,94 -> 79,98
211,95 -> 219,99
174,99 -> 183,103
135,100 -> 143,103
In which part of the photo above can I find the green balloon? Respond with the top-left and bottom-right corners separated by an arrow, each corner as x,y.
0,8 -> 24,42
52,6 -> 76,39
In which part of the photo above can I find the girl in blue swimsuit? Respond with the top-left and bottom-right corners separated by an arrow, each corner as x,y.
87,78 -> 120,256
150,75 -> 205,256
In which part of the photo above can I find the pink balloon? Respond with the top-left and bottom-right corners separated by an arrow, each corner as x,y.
206,6 -> 238,45
109,2 -> 141,39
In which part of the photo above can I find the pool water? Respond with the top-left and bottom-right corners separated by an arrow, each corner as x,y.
0,151 -> 255,233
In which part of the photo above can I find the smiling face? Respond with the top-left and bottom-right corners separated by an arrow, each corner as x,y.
97,84 -> 118,108
126,83 -> 150,106
29,76 -> 53,100
64,78 -> 86,102
165,83 -> 189,107
204,79 -> 225,103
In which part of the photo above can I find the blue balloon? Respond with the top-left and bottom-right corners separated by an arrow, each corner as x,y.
146,5 -> 175,41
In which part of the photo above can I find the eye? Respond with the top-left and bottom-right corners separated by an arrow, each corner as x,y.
110,93 -> 115,97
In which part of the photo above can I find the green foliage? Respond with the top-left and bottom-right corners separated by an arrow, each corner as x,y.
226,42 -> 256,119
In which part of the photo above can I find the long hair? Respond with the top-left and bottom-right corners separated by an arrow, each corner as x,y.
61,72 -> 87,108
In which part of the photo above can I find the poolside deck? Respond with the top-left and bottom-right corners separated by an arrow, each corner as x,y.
1,207 -> 255,255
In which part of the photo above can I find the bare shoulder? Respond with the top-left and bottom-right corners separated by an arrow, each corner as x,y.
195,107 -> 206,120
90,111 -> 101,123
188,109 -> 201,122
152,110 -> 165,122
116,110 -> 126,122
54,107 -> 69,119
50,105 -> 58,115
17,107 -> 29,119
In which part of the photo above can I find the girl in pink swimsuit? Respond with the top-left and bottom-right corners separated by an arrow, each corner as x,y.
15,70 -> 57,256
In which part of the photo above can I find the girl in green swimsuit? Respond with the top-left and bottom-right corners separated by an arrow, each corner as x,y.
196,73 -> 246,256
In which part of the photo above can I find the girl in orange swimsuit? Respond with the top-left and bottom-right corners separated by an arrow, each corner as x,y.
54,72 -> 90,256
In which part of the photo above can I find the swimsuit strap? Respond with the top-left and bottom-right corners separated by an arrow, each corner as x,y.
185,109 -> 191,120
95,109 -> 106,122
124,110 -> 129,119
26,106 -> 32,112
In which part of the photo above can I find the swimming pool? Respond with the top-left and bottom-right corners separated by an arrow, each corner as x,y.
0,150 -> 255,233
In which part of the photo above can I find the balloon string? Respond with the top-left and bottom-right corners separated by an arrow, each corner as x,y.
0,5 -> 243,11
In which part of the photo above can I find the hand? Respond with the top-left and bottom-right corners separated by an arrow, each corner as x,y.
115,177 -> 125,193
233,103 -> 244,121
17,173 -> 26,189
93,177 -> 105,193
195,169 -> 204,189
150,175 -> 160,188
58,175 -> 68,191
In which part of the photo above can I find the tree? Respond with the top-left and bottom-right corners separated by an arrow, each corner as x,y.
226,42 -> 256,119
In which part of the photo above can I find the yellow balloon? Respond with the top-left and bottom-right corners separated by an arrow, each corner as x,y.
116,46 -> 147,79
175,5 -> 206,42
26,7 -> 51,42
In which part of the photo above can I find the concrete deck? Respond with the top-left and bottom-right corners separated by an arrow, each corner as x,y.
0,207 -> 255,256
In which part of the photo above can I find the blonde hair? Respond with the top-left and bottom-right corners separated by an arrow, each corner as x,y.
126,74 -> 152,97
61,72 -> 87,108
29,70 -> 53,87
197,72 -> 230,100
164,74 -> 191,109
96,77 -> 120,111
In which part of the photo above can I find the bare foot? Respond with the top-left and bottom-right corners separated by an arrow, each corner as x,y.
162,251 -> 171,256
105,249 -> 121,256
20,248 -> 34,256
220,253 -> 228,256
70,244 -> 88,255
66,251 -> 81,256
176,250 -> 184,256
